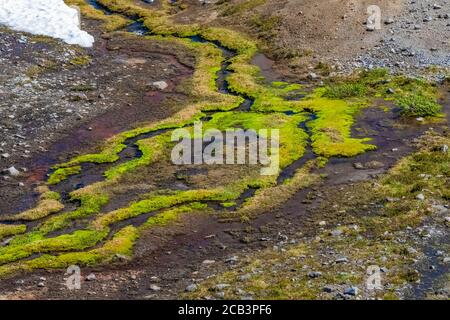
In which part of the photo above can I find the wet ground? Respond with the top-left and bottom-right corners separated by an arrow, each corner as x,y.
0,1 -> 448,300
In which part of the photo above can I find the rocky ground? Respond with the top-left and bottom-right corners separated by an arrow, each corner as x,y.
0,0 -> 448,300
188,0 -> 450,80
0,24 -> 195,216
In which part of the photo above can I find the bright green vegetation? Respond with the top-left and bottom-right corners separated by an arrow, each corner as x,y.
0,224 -> 26,241
0,0 -> 444,279
397,94 -> 442,117
48,166 -> 81,185
186,132 -> 450,300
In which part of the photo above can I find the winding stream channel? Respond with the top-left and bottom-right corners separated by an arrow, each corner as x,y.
0,0 -> 448,299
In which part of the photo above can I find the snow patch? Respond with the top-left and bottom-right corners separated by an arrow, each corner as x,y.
0,0 -> 94,47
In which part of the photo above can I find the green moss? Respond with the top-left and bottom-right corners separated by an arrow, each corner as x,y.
323,83 -> 367,99
68,55 -> 92,66
142,203 -> 208,228
48,166 -> 81,185
396,94 -> 442,117
0,224 -> 27,241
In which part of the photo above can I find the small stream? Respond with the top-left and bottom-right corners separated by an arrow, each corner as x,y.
1,0 -> 448,298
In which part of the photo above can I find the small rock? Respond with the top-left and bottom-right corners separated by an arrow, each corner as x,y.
86,273 -> 96,281
331,229 -> 343,237
442,145 -> 448,153
202,259 -> 215,265
323,285 -> 334,293
1,153 -> 10,158
214,283 -> 230,291
215,291 -> 225,299
353,162 -> 364,170
318,220 -> 327,226
344,286 -> 358,296
149,284 -> 161,291
37,282 -> 45,288
308,271 -> 322,278
225,256 -> 238,264
433,4 -> 442,9
238,274 -> 252,281
335,257 -> 349,264
387,88 -> 395,94
416,117 -> 425,122
151,81 -> 168,90
416,193 -> 425,201
308,72 -> 318,80
364,161 -> 384,169
4,166 -> 20,177
384,18 -> 395,25
185,284 -> 198,292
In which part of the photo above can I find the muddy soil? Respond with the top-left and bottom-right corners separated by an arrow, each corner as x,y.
0,21 -> 196,216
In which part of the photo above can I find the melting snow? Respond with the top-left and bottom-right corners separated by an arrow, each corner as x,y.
0,0 -> 94,47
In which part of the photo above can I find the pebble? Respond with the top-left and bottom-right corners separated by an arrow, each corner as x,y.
185,284 -> 198,292
335,257 -> 349,264
202,259 -> 215,265
214,283 -> 230,291
238,274 -> 252,281
86,273 -> 96,281
344,286 -> 358,296
308,271 -> 322,278
149,284 -> 161,291
442,145 -> 448,153
4,166 -> 20,176
416,193 -> 425,201
323,285 -> 334,293
151,81 -> 168,90
37,282 -> 45,287
225,256 -> 238,264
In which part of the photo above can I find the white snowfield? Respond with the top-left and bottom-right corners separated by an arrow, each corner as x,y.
0,0 -> 94,47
